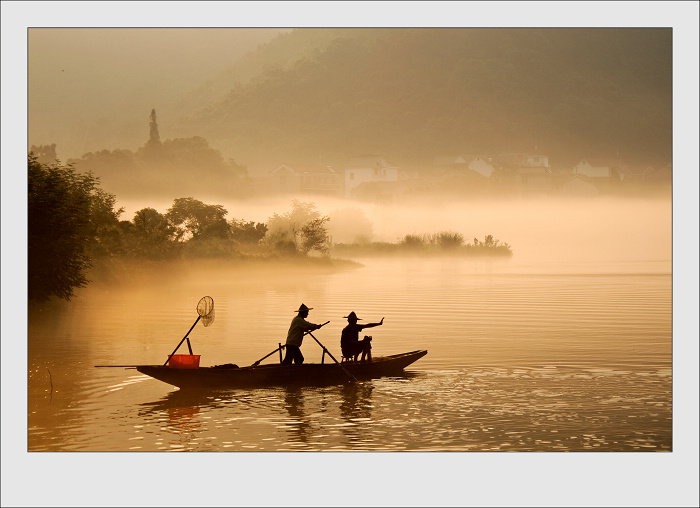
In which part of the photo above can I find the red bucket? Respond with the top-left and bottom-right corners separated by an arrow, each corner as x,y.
168,354 -> 201,369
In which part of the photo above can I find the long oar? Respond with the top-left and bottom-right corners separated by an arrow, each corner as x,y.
164,296 -> 215,366
309,320 -> 330,333
306,327 -> 357,383
94,365 -> 139,368
250,322 -> 329,367
251,344 -> 285,367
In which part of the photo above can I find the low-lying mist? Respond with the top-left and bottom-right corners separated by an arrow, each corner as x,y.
116,194 -> 672,266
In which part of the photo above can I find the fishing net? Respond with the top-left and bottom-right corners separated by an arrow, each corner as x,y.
202,308 -> 215,327
197,296 -> 215,327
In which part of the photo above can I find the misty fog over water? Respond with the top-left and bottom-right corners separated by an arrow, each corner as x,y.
117,194 -> 672,266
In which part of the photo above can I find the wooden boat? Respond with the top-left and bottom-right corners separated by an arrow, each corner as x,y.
136,350 -> 428,390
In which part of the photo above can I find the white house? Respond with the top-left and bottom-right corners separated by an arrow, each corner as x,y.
573,158 -> 624,179
344,155 -> 401,198
465,156 -> 494,178
520,154 -> 550,169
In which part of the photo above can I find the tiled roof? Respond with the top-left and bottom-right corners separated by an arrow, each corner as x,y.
270,164 -> 337,175
346,155 -> 398,169
578,158 -> 625,168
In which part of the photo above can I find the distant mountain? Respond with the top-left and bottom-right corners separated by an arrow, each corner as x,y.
168,28 -> 672,170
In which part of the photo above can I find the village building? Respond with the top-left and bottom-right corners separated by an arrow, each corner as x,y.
494,153 -> 550,171
266,164 -> 343,196
616,165 -> 656,182
431,155 -> 468,176
344,155 -> 403,198
432,155 -> 495,178
645,163 -> 672,183
572,158 -> 625,179
637,162 -> 672,194
466,156 -> 495,178
493,153 -> 553,194
566,158 -> 629,194
429,155 -> 495,195
559,174 -> 601,197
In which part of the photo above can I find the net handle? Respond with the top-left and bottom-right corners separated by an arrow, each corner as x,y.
163,296 -> 214,366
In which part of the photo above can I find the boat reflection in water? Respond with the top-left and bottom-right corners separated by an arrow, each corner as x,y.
139,391 -> 204,433
168,406 -> 201,437
132,371 -> 426,451
282,387 -> 311,445
339,382 -> 375,446
339,382 -> 374,421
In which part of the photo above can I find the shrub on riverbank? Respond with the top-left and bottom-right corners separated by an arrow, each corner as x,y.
331,233 -> 512,257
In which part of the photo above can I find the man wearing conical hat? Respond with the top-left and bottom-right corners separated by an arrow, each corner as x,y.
341,311 -> 384,362
282,303 -> 323,365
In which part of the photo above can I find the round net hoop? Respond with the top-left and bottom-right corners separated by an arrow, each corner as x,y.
197,296 -> 214,317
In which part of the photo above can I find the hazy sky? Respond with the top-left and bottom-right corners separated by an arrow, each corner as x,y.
13,4 -> 696,164
28,27 -> 289,157
12,5 -> 697,167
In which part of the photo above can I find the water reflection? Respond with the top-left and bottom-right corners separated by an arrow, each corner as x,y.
169,404 -> 200,430
138,391 -> 206,446
339,382 -> 374,421
140,389 -> 215,414
282,387 -> 312,444
337,382 -> 374,447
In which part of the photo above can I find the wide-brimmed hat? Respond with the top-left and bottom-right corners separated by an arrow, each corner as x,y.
295,303 -> 312,313
343,311 -> 361,320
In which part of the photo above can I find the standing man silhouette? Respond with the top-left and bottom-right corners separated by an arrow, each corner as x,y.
282,303 -> 323,365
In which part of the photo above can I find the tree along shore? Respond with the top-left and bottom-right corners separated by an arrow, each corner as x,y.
28,155 -> 512,302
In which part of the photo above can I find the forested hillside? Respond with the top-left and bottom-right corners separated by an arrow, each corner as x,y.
169,28 -> 672,170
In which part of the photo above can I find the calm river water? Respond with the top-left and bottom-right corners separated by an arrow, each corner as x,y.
25,254 -> 673,453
